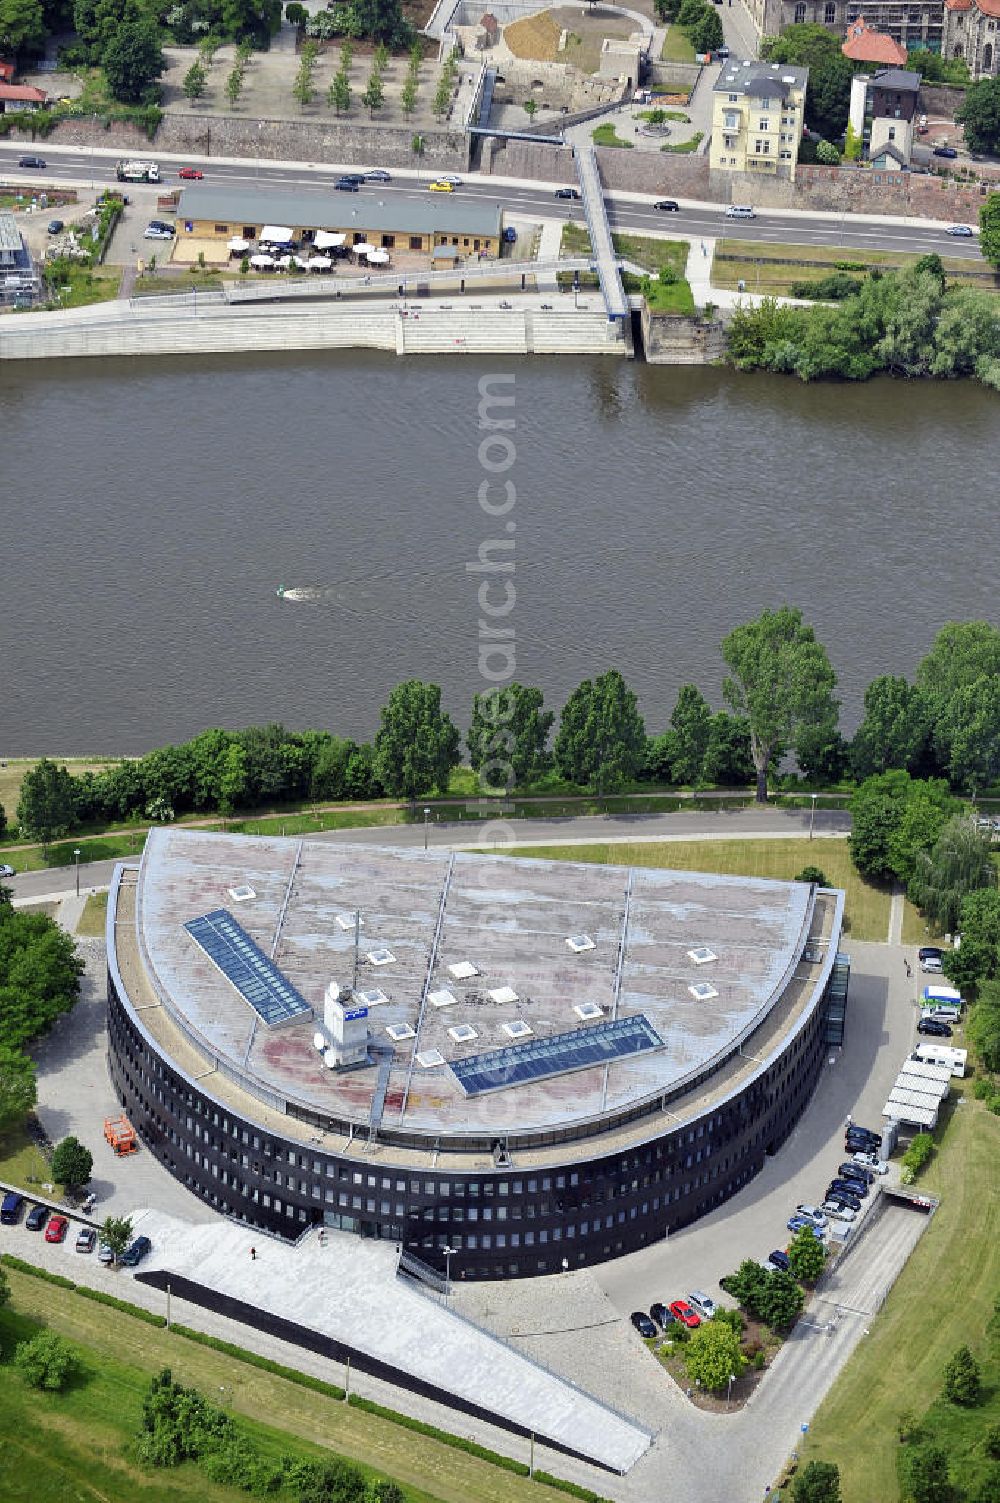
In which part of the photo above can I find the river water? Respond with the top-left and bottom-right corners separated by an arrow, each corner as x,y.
3,352 -> 998,755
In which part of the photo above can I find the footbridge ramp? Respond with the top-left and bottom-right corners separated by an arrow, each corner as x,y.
575,146 -> 628,322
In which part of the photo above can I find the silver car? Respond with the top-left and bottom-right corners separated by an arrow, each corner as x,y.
0,864 -> 14,878
820,1200 -> 856,1223
687,1290 -> 717,1320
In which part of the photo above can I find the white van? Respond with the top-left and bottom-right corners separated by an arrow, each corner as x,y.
921,1005 -> 961,1024
725,204 -> 755,219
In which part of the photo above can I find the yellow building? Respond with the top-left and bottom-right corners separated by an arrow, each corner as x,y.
710,61 -> 809,184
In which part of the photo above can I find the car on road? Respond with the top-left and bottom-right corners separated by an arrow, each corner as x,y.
45,1214 -> 69,1243
334,178 -> 360,192
46,219 -> 64,235
766,1249 -> 790,1272
555,187 -> 581,199
669,1299 -> 701,1328
687,1290 -> 717,1320
794,1204 -> 828,1227
121,1234 -> 152,1267
428,180 -> 455,192
838,1162 -> 875,1185
18,155 -> 46,168
143,222 -> 174,240
919,946 -> 944,972
654,199 -> 680,212
787,1215 -> 824,1239
178,167 -> 204,180
649,1301 -> 675,1330
0,863 -> 15,878
76,1226 -> 97,1253
437,174 -> 463,186
25,1203 -> 49,1232
364,169 -> 391,182
716,44 -> 730,55
631,1310 -> 657,1338
97,1241 -> 115,1265
946,224 -> 975,236
933,145 -> 958,158
918,1017 -> 953,1037
821,1200 -> 857,1222
1,1191 -> 25,1224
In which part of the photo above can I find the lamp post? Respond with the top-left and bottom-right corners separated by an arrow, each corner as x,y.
423,806 -> 431,850
74,847 -> 81,896
443,1244 -> 456,1294
808,792 -> 817,841
727,1372 -> 736,1409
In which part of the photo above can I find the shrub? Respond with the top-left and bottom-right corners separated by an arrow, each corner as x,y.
788,273 -> 863,301
897,1408 -> 920,1442
902,1132 -> 935,1176
795,866 -> 830,885
753,1349 -> 766,1370
943,1345 -> 981,1406
973,1077 -> 994,1099
15,1330 -> 78,1390
984,1425 -> 1000,1459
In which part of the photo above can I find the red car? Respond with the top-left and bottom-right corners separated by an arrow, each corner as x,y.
45,1214 -> 69,1243
668,1299 -> 701,1329
178,167 -> 204,180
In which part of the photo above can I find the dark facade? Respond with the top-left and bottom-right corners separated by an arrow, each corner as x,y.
107,949 -> 846,1282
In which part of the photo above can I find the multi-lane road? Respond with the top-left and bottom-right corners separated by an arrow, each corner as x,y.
0,141 -> 986,262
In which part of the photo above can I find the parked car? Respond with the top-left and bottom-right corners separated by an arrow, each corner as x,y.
846,1124 -> 882,1144
669,1299 -> 701,1328
687,1290 -> 717,1320
0,1191 -> 25,1224
143,223 -> 174,240
503,226 -> 517,243
787,1215 -> 824,1239
919,946 -> 944,972
946,224 -> 975,236
821,1200 -> 857,1222
18,155 -> 46,168
716,44 -> 730,56
25,1203 -> 49,1231
852,1151 -> 889,1173
933,145 -> 958,158
649,1301 -> 675,1330
45,1214 -> 69,1243
845,1127 -> 882,1149
46,219 -> 64,235
766,1249 -> 790,1272
794,1204 -> 828,1227
364,169 -> 391,182
428,180 -> 455,192
97,1241 -> 115,1265
838,1162 -> 874,1185
631,1310 -> 657,1338
554,187 -> 580,199
178,167 -> 204,179
121,1234 -> 152,1267
654,199 -> 680,212
76,1226 -> 97,1253
334,178 -> 360,192
827,1184 -> 863,1210
832,1174 -> 869,1197
918,1017 -> 953,1037
0,863 -> 15,878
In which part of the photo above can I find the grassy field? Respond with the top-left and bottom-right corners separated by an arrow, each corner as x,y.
44,264 -> 121,309
801,1092 -> 1000,1502
0,759 -> 121,822
0,1121 -> 59,1195
712,237 -> 998,295
561,224 -> 694,311
661,25 -> 696,62
0,1270 -> 586,1503
509,838 -> 890,941
591,123 -> 633,148
77,890 -> 108,936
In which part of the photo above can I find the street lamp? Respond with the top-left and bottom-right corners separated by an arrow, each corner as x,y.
74,847 -> 81,896
808,792 -> 818,841
423,806 -> 431,850
442,1244 -> 457,1294
727,1372 -> 736,1408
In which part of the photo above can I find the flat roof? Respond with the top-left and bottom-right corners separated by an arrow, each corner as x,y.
175,186 -> 503,239
0,211 -> 22,256
714,60 -> 808,95
135,829 -> 824,1143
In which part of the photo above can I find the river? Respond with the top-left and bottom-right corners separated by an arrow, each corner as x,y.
3,352 -> 998,756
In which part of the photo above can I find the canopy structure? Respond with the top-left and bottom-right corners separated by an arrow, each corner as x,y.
367,248 -> 390,264
307,255 -> 333,270
227,237 -> 250,253
314,230 -> 346,250
259,225 -> 294,244
249,254 -> 275,268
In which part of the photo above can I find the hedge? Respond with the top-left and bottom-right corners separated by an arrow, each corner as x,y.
0,1255 -> 166,1325
169,1323 -> 345,1400
0,1254 -> 76,1290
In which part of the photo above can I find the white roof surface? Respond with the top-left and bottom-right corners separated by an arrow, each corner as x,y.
130,1209 -> 651,1473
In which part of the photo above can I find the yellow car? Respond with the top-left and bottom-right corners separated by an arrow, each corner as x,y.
428,180 -> 455,192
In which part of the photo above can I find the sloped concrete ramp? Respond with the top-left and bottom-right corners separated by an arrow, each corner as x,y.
132,1210 -> 651,1473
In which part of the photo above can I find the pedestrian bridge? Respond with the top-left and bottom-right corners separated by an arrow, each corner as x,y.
574,146 -> 629,322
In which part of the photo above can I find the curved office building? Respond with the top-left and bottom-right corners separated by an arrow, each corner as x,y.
107,828 -> 848,1281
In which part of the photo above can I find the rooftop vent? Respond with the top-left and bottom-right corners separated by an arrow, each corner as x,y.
386,1022 -> 415,1042
336,913 -> 363,931
228,884 -> 256,902
448,1024 -> 479,1043
416,1048 -> 445,1068
488,986 -> 519,1005
503,1020 -> 533,1039
449,961 -> 480,980
429,987 -> 459,1009
782,73 -> 796,82
313,1031 -> 327,1051
566,934 -> 596,953
574,1002 -> 604,1021
689,982 -> 719,1001
687,946 -> 718,965
354,987 -> 388,1007
367,947 -> 396,966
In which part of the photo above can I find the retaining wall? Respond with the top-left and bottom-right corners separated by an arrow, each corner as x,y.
641,306 -> 726,364
484,138 -> 712,196
709,163 -> 992,222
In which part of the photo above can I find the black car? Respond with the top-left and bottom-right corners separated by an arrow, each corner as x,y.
631,1310 -> 657,1338
768,1249 -> 790,1272
654,199 -> 680,211
25,1203 -> 49,1231
918,1018 -> 953,1037
649,1301 -> 675,1330
933,145 -> 958,158
18,155 -> 47,169
846,1125 -> 882,1145
121,1234 -> 152,1267
918,947 -> 944,963
364,169 -> 391,182
0,1191 -> 24,1224
838,1161 -> 874,1185
832,1174 -> 869,1198
334,178 -> 360,192
828,1182 -> 864,1208
554,187 -> 580,199
47,219 -> 64,234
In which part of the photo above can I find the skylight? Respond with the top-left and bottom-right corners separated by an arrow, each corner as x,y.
687,947 -> 718,965
566,935 -> 596,953
386,1023 -> 415,1042
416,1049 -> 445,1068
336,913 -> 363,931
689,982 -> 719,1001
367,947 -> 396,966
429,988 -> 459,1009
448,1024 -> 479,1044
448,961 -> 479,980
228,884 -> 256,902
574,1002 -> 604,1021
503,1020 -> 533,1039
355,988 -> 388,1007
488,986 -> 519,1005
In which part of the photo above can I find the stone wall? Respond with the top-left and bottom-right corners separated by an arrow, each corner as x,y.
485,138 -> 712,197
640,306 -> 726,364
917,83 -> 968,119
709,162 -> 990,221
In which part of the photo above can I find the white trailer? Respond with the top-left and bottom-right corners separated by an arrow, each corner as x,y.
910,1044 -> 967,1078
116,159 -> 160,183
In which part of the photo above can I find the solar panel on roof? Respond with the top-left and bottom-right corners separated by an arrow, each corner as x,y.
184,908 -> 313,1028
451,1015 -> 663,1097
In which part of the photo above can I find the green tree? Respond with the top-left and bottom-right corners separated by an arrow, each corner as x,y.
787,1225 -> 826,1283
339,36 -> 352,69
182,57 -> 207,100
554,670 -> 647,795
351,0 -> 404,41
723,1258 -> 771,1318
329,68 -> 351,113
15,1331 -> 78,1391
843,122 -> 862,160
762,24 -> 854,140
982,193 -> 1000,269
900,1442 -> 951,1503
104,16 -> 166,103
16,758 -> 78,850
721,606 -> 838,803
0,0 -> 45,54
957,76 -> 1000,155
433,72 -> 450,118
850,675 -> 930,779
285,0 -> 305,20
701,712 -> 754,786
362,66 -> 384,116
373,681 -> 460,799
793,1460 -> 842,1503
917,620 -> 1000,771
795,866 -> 829,885
0,1045 -> 36,1132
400,73 -> 416,114
758,1269 -> 804,1331
909,815 -> 995,936
51,1135 -> 94,1192
945,888 -> 1000,993
668,684 -> 712,785
689,6 -> 722,53
523,97 -> 537,120
815,140 -> 840,165
226,61 -> 244,108
0,903 -> 85,1050
683,1319 -> 745,1391
848,772 -> 957,886
468,685 -> 553,791
941,674 -> 1000,790
293,47 -> 316,108
943,1345 -> 981,1406
100,1214 -> 133,1266
966,978 -> 1000,1071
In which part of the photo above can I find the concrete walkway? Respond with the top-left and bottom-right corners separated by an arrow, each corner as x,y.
888,885 -> 904,945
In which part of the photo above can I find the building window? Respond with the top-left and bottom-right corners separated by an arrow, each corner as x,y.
824,1 -> 835,22
758,117 -> 769,130
409,235 -> 422,250
795,2 -> 805,20
728,92 -> 739,102
214,224 -> 229,234
382,234 -> 395,247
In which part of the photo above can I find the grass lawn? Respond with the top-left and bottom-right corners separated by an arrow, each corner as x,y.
636,108 -> 690,122
636,277 -> 696,313
134,269 -> 224,295
0,1270 -> 584,1503
801,1092 -> 1000,1502
712,237 -> 997,295
508,838 -> 890,941
901,898 -> 942,948
0,1121 -> 58,1195
660,132 -> 703,154
77,890 -> 108,936
591,123 -> 633,148
661,25 -> 696,62
42,264 -> 121,310
0,759 -> 121,820
612,234 -> 689,278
